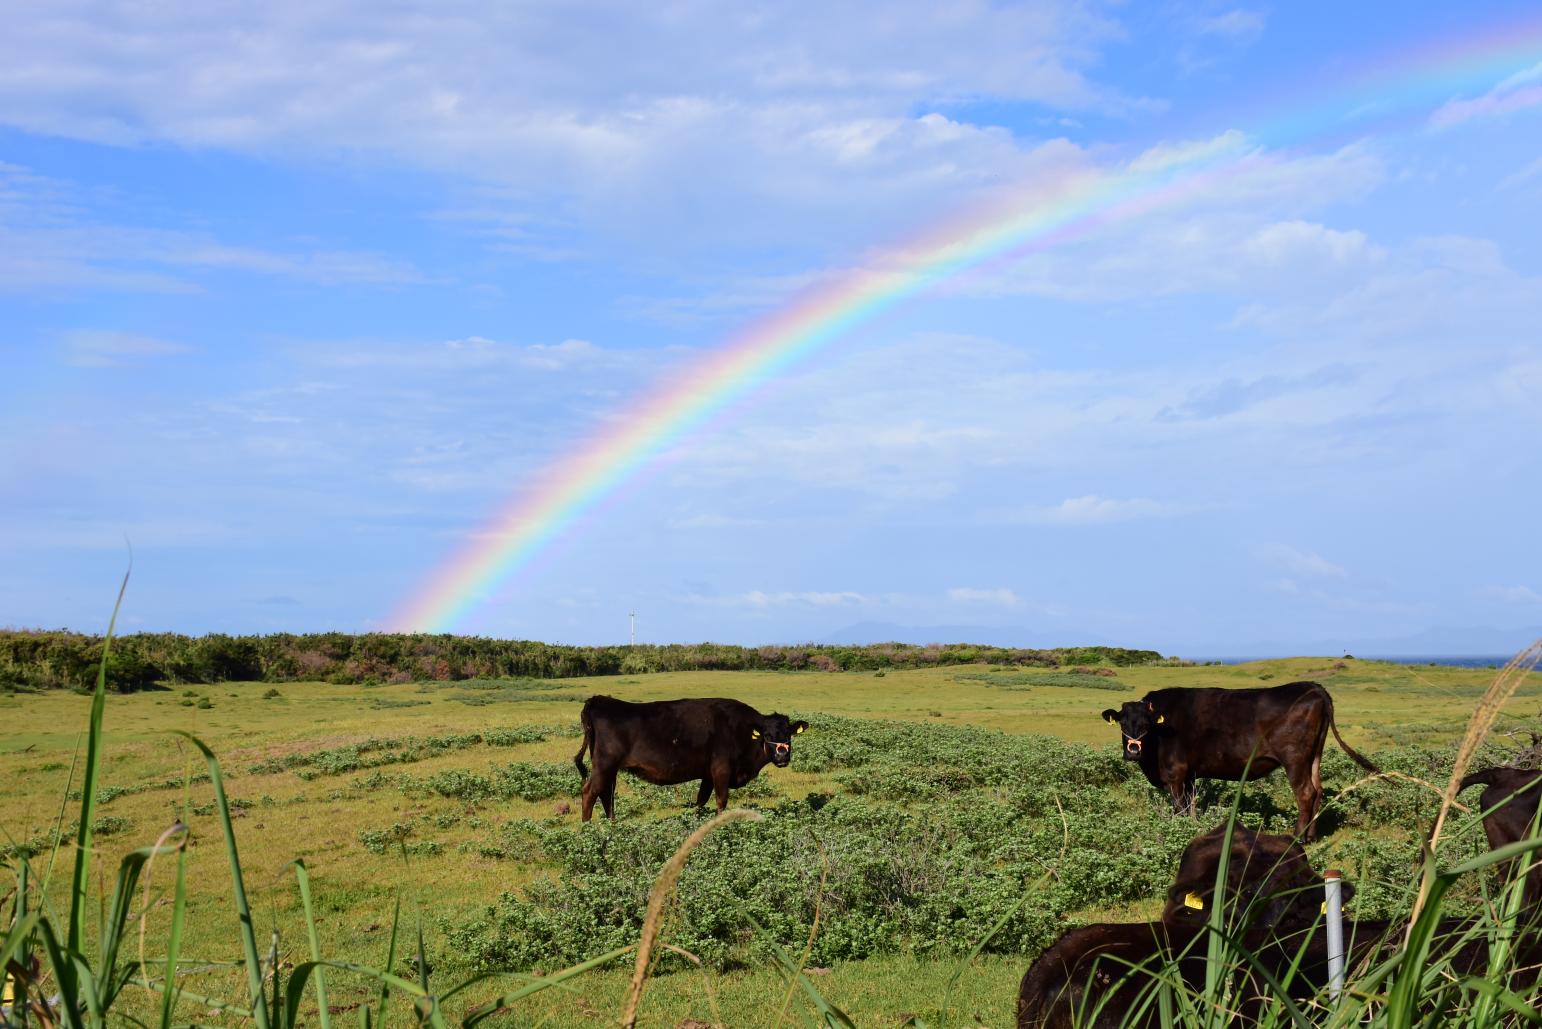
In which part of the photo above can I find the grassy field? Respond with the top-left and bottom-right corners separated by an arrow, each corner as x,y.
3,657 -> 1540,1027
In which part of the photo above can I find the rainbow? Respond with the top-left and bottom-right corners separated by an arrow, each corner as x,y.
391,15 -> 1542,634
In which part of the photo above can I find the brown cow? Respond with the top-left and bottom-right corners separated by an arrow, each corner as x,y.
1160,822 -> 1334,932
573,695 -> 807,821
1102,680 -> 1377,841
1459,765 -> 1542,910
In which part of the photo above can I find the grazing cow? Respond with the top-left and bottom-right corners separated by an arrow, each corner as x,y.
573,695 -> 807,821
1101,681 -> 1377,841
1459,765 -> 1542,910
1160,823 -> 1334,931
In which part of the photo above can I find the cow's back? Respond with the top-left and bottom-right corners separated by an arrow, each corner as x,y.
1148,681 -> 1328,776
583,695 -> 753,785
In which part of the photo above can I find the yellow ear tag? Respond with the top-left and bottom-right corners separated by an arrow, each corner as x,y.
795,725 -> 805,734
751,729 -> 761,739
1183,892 -> 1204,910
1157,715 -> 1165,724
1320,901 -> 1328,914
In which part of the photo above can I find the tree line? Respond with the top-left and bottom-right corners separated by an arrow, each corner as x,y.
0,629 -> 1164,692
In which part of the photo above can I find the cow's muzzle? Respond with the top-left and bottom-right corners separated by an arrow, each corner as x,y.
1123,735 -> 1145,759
771,742 -> 790,765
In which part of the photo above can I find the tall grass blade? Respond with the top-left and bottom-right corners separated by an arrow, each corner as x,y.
155,830 -> 187,1029
1463,975 -> 1542,1023
66,564 -> 130,959
459,944 -> 636,1028
939,872 -> 1050,1029
774,835 -> 829,1029
91,843 -> 173,1016
376,895 -> 401,1028
8,860 -> 33,1026
136,820 -> 190,1029
743,911 -> 856,1029
413,918 -> 447,1029
620,808 -> 760,1029
36,917 -> 86,1029
1387,862 -> 1452,1026
287,860 -> 331,1029
170,731 -> 271,1029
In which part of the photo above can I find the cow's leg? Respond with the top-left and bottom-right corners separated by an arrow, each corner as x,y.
1287,762 -> 1318,841
695,779 -> 712,808
601,772 -> 617,819
712,770 -> 731,813
580,766 -> 601,821
1166,776 -> 1188,815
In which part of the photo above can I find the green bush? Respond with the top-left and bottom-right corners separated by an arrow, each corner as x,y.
0,628 -> 1164,690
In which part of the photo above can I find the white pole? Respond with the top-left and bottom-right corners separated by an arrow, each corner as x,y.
1325,868 -> 1345,1001
629,611 -> 636,646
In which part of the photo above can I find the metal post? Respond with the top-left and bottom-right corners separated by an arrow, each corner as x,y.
1325,869 -> 1345,1001
629,612 -> 636,646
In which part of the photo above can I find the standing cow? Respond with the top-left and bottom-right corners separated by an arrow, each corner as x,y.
1101,680 -> 1376,841
1458,765 -> 1542,911
573,695 -> 808,821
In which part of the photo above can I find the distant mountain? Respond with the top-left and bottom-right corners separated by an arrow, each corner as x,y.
815,622 -> 1121,649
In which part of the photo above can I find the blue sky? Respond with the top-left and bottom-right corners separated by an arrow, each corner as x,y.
3,1 -> 1540,654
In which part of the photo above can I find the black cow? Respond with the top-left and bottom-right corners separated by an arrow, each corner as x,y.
573,695 -> 807,821
1018,917 -> 1414,1029
1160,822 -> 1333,932
1101,681 -> 1377,841
1016,916 -> 1519,1029
1459,765 -> 1542,910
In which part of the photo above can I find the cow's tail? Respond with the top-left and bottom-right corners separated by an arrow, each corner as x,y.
1459,767 -> 1503,793
574,699 -> 595,782
1324,688 -> 1378,773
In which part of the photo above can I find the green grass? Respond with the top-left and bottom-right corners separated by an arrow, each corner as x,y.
4,657 -> 1542,1027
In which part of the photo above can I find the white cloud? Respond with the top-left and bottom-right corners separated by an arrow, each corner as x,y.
947,587 -> 1022,607
1001,495 -> 1191,526
0,2 -> 1154,254
1480,584 -> 1542,606
1259,543 -> 1348,580
1195,10 -> 1267,40
962,141 -> 1387,303
1499,154 -> 1542,191
0,161 -> 425,292
62,330 -> 192,366
1241,221 -> 1379,269
667,512 -> 768,530
1430,62 -> 1542,129
683,590 -> 875,609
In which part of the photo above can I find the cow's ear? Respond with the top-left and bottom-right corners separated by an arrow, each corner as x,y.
793,721 -> 808,735
1101,709 -> 1118,724
751,728 -> 762,740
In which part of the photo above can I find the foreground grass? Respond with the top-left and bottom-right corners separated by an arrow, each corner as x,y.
3,657 -> 1539,1026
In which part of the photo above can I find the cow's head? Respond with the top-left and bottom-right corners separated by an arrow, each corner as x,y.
750,715 -> 809,767
1102,700 -> 1164,761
